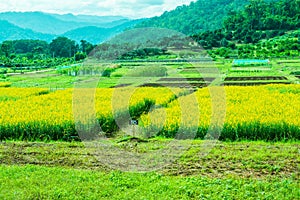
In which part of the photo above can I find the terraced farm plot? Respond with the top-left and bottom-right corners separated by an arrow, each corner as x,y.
157,77 -> 216,82
223,76 -> 291,86
140,77 -> 217,88
224,76 -> 288,81
223,81 -> 291,86
139,82 -> 208,88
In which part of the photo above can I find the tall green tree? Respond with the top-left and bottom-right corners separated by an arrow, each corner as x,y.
50,37 -> 77,58
80,40 -> 95,55
1,41 -> 13,57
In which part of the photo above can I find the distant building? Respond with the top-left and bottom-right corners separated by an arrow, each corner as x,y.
232,59 -> 270,66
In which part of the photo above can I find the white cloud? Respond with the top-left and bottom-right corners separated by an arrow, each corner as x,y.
0,0 -> 195,18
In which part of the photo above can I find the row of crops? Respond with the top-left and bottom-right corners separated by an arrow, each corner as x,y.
0,85 -> 299,141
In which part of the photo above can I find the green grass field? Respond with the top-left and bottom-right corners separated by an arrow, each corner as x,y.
0,140 -> 299,199
1,164 -> 298,200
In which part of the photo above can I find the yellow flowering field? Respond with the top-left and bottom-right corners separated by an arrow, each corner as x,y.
140,84 -> 300,141
0,85 -> 299,141
0,87 -> 182,141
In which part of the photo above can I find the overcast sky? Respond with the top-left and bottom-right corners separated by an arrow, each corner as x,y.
0,0 -> 195,19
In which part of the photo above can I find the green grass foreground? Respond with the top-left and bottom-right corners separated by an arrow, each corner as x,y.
0,140 -> 299,199
0,164 -> 298,200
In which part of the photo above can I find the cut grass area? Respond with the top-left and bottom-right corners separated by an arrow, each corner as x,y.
7,73 -> 77,88
6,74 -> 125,88
223,81 -> 291,86
0,164 -> 298,200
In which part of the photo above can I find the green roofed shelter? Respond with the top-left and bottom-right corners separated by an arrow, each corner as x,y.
232,59 -> 270,66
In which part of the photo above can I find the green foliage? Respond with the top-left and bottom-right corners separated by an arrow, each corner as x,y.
74,52 -> 87,61
50,37 -> 77,58
102,68 -> 113,77
79,40 -> 95,55
13,39 -> 49,54
291,71 -> 300,75
0,53 -> 76,71
93,30 -> 198,61
223,0 -> 300,43
0,37 -> 91,70
136,0 -> 251,34
209,34 -> 300,58
0,41 -> 13,57
129,98 -> 155,119
192,0 -> 299,52
119,48 -> 169,60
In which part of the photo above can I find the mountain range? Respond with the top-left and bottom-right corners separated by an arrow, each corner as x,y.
0,11 -> 143,44
0,20 -> 54,42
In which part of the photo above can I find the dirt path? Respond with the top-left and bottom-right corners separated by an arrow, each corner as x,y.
7,69 -> 55,76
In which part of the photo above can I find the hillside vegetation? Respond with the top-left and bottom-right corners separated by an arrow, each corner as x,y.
193,0 -> 300,46
136,0 -> 279,35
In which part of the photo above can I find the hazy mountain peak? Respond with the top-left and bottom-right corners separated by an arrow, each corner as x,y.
0,11 -> 131,35
0,12 -> 142,44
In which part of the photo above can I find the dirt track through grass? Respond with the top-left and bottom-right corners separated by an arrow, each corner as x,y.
1,140 -> 298,180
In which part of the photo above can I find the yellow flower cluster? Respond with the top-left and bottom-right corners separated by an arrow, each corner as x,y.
0,82 -> 11,88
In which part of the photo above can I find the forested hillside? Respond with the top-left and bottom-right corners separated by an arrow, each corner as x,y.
192,0 -> 300,48
136,0 -> 273,34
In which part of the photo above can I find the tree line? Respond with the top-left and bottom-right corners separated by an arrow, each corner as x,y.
0,37 -> 96,60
